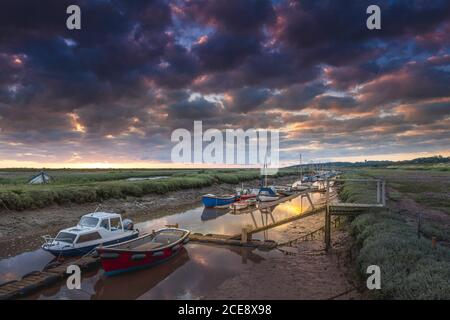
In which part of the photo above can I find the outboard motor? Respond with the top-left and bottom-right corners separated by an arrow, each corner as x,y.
123,219 -> 134,230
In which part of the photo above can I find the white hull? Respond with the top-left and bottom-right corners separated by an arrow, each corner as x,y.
258,195 -> 279,202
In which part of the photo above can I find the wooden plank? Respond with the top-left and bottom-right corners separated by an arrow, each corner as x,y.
189,234 -> 277,249
330,203 -> 383,208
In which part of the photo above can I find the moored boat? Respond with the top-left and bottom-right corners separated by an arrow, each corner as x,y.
97,228 -> 190,276
291,181 -> 310,191
202,194 -> 236,208
257,187 -> 279,202
42,212 -> 139,257
236,188 -> 258,201
230,200 -> 249,210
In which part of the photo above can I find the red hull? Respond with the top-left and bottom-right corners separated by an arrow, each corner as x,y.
97,228 -> 190,276
238,194 -> 257,200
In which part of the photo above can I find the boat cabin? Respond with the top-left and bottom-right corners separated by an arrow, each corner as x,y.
54,212 -> 125,245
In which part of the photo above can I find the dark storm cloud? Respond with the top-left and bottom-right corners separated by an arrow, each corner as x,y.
226,87 -> 272,113
182,0 -> 276,34
0,0 -> 450,165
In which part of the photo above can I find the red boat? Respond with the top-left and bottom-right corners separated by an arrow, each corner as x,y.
96,228 -> 190,276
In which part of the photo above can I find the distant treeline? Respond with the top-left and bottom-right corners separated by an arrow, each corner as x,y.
289,155 -> 450,169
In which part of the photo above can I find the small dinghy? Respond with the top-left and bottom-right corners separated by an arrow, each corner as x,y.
230,198 -> 257,210
230,200 -> 249,210
292,181 -> 310,191
202,194 -> 236,208
42,212 -> 139,257
236,188 -> 258,201
97,228 -> 190,276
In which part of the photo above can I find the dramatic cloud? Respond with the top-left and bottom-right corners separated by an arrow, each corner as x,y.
0,0 -> 449,167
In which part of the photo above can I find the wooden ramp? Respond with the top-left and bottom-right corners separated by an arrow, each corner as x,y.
189,233 -> 277,250
0,255 -> 99,300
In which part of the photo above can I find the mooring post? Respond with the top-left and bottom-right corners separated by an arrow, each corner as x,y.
241,227 -> 248,244
376,180 -> 381,204
325,205 -> 331,252
306,193 -> 315,210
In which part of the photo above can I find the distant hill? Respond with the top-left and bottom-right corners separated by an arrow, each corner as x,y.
287,155 -> 450,169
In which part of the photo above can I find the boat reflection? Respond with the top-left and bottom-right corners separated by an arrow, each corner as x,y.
200,207 -> 230,221
92,248 -> 189,300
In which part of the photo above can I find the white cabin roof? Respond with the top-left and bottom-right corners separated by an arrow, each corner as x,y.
83,212 -> 121,219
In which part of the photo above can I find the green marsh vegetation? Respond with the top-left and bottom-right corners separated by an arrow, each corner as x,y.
340,169 -> 450,299
0,168 -> 298,211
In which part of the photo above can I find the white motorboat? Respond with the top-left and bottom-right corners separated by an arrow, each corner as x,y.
42,212 -> 139,257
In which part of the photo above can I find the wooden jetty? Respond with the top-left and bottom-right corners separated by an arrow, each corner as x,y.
324,178 -> 386,251
228,205 -> 327,240
0,255 -> 99,300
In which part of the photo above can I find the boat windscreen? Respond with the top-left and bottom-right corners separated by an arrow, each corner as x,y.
79,216 -> 99,227
55,232 -> 77,243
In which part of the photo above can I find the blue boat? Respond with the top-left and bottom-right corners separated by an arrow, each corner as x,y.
201,194 -> 236,208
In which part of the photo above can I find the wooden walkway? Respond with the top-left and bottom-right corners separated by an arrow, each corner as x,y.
189,233 -> 277,250
228,205 -> 327,240
0,255 -> 99,300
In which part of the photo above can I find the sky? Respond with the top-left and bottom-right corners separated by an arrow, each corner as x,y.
0,0 -> 449,168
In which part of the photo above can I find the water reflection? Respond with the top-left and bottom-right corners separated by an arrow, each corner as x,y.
93,248 -> 190,300
25,244 -> 273,300
200,208 -> 229,221
1,190 -> 327,291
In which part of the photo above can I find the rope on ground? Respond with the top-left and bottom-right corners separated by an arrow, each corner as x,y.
326,287 -> 357,300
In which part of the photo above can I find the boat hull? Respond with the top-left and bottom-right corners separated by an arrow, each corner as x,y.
42,232 -> 139,257
100,245 -> 185,276
230,201 -> 249,210
97,229 -> 190,276
257,195 -> 279,202
202,195 -> 236,208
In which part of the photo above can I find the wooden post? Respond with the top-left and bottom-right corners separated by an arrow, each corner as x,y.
417,212 -> 421,239
432,237 -> 437,249
325,205 -> 331,252
325,179 -> 330,205
376,181 -> 381,204
306,193 -> 315,210
381,180 -> 386,206
241,227 -> 248,244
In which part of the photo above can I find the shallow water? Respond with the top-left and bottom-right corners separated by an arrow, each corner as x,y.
0,190 -> 327,298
